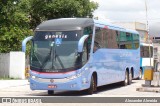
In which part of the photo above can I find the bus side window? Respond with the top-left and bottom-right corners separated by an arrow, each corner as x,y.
94,27 -> 103,50
87,34 -> 92,48
93,41 -> 100,52
120,44 -> 126,49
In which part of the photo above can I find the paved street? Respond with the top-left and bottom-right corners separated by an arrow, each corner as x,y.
0,79 -> 159,97
0,79 -> 160,106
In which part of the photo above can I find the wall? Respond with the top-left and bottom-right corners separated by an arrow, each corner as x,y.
112,22 -> 146,30
112,22 -> 136,29
0,53 -> 10,78
0,52 -> 25,79
9,52 -> 25,79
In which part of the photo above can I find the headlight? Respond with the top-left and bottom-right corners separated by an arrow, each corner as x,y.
67,73 -> 82,80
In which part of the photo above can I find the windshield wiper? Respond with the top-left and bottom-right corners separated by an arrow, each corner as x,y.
32,41 -> 42,66
40,45 -> 53,69
34,53 -> 42,66
55,54 -> 65,69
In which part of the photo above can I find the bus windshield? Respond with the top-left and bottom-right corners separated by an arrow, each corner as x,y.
30,31 -> 84,72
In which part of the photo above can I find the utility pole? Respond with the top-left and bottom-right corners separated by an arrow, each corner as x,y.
145,0 -> 151,66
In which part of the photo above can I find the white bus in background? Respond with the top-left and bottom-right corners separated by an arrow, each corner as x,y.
140,43 -> 154,79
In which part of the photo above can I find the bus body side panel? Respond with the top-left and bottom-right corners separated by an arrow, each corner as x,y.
89,48 -> 140,87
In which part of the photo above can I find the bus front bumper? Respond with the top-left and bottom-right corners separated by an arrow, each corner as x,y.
29,76 -> 89,91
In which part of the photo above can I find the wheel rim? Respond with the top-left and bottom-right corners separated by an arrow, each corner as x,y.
48,90 -> 54,94
93,79 -> 95,91
91,75 -> 97,92
129,72 -> 132,84
125,73 -> 128,85
139,70 -> 142,79
92,76 -> 95,91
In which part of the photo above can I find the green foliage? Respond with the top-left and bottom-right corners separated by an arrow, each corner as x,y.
0,0 -> 98,53
0,0 -> 32,53
29,0 -> 98,29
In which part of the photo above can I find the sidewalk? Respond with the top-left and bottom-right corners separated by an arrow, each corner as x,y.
0,80 -> 29,89
136,80 -> 160,93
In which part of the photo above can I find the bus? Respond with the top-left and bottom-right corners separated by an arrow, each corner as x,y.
28,18 -> 140,95
140,43 -> 154,79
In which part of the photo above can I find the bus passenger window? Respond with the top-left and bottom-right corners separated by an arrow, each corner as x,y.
93,41 -> 100,52
87,34 -> 92,50
120,45 -> 126,49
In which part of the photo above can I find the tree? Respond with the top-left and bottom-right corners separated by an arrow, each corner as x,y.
0,0 -> 98,53
0,0 -> 32,53
29,0 -> 98,29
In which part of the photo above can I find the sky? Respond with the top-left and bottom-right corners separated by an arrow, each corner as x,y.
92,0 -> 160,23
91,0 -> 160,37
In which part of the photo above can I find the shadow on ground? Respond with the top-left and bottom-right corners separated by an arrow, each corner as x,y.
27,81 -> 136,96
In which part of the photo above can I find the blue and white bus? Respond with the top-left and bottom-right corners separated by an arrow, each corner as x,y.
28,18 -> 140,94
140,43 -> 154,79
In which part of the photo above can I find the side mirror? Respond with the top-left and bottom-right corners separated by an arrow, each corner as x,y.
22,36 -> 33,52
78,35 -> 89,52
155,62 -> 160,72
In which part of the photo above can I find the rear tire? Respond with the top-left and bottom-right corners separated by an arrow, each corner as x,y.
48,90 -> 54,95
122,71 -> 129,86
128,71 -> 132,85
87,75 -> 97,94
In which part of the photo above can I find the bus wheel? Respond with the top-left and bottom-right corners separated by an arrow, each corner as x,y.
138,69 -> 143,80
122,71 -> 129,86
87,75 -> 97,94
128,72 -> 132,85
48,90 -> 54,95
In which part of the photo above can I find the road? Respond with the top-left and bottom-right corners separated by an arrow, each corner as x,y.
0,79 -> 159,97
0,79 -> 160,106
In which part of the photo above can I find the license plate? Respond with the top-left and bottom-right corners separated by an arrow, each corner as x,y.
48,85 -> 57,88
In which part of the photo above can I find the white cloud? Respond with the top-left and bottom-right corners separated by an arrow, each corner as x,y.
92,0 -> 160,22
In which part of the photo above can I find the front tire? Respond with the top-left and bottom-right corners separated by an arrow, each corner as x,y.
87,75 -> 97,94
48,90 -> 54,95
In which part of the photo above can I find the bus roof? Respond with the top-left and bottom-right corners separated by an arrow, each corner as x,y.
35,18 -> 139,34
35,18 -> 94,31
93,19 -> 139,34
